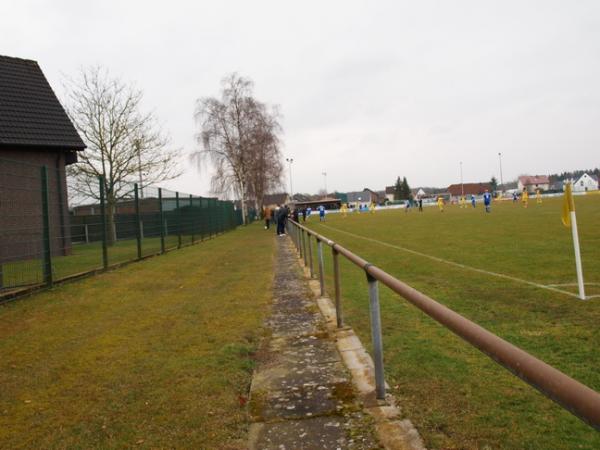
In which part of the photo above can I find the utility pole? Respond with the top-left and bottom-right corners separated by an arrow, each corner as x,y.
136,139 -> 144,198
460,161 -> 464,197
322,171 -> 327,195
498,152 -> 504,191
286,157 -> 294,199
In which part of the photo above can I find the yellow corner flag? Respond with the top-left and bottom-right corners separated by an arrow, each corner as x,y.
562,182 -> 586,299
561,183 -> 575,227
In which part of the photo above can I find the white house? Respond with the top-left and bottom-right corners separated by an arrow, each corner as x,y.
572,173 -> 599,192
517,175 -> 550,193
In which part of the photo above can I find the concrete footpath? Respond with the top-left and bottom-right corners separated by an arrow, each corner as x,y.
247,236 -> 425,450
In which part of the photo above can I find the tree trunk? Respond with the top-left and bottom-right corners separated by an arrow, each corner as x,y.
239,182 -> 248,225
106,200 -> 117,246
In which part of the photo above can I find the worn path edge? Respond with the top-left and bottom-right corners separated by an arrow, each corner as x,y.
247,236 -> 426,450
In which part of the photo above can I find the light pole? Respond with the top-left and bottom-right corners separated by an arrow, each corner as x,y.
322,171 -> 327,195
498,152 -> 504,191
460,161 -> 464,197
286,157 -> 294,199
135,138 -> 144,198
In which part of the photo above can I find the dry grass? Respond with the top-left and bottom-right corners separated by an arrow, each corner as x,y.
0,224 -> 275,449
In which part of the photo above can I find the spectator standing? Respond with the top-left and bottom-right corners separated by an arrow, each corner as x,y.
264,206 -> 272,229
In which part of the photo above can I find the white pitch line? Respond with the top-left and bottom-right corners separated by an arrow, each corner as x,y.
318,223 -> 581,299
547,283 -> 600,287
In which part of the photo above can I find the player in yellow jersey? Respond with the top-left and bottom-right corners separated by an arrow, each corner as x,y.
437,196 -> 445,212
536,189 -> 542,204
340,203 -> 348,217
522,189 -> 529,208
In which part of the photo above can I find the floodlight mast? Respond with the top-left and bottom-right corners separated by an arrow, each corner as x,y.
460,161 -> 464,197
498,152 -> 504,191
322,172 -> 327,195
286,157 -> 294,199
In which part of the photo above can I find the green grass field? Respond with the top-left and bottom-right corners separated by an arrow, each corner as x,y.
305,195 -> 600,450
0,225 -> 274,449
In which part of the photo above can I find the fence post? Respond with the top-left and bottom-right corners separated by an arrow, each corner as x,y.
317,238 -> 325,296
190,194 -> 195,244
99,176 -> 109,269
176,192 -> 182,249
307,234 -> 314,278
40,166 -> 53,287
158,188 -> 165,254
84,224 -> 89,244
200,199 -> 205,241
333,248 -> 343,328
208,199 -> 213,239
134,183 -> 142,260
366,270 -> 386,400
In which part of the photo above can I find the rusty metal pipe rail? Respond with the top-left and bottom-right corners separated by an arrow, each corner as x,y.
287,219 -> 600,430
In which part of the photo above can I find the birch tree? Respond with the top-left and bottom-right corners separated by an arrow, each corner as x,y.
194,74 -> 283,223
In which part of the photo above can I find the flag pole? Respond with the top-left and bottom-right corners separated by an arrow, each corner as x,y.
570,210 -> 586,300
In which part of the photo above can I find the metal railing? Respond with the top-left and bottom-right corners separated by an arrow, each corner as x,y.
286,219 -> 600,431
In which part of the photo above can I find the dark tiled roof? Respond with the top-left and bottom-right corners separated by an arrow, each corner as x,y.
263,193 -> 289,205
447,183 -> 491,196
0,55 -> 85,150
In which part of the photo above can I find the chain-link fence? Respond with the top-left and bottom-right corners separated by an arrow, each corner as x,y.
0,157 -> 243,297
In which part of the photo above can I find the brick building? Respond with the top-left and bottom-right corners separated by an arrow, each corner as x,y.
0,55 -> 85,267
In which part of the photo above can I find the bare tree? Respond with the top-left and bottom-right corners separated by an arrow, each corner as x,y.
63,67 -> 181,244
193,73 -> 283,223
246,104 -> 284,212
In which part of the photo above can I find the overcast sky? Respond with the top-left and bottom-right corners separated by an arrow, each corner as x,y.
2,0 -> 599,196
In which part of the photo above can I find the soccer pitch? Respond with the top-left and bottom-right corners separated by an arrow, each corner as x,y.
305,195 -> 600,449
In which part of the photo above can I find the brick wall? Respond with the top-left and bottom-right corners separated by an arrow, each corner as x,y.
0,148 -> 72,264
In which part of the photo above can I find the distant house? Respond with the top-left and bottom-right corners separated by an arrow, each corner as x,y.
447,183 -> 491,201
263,193 -> 290,208
384,186 -> 396,202
414,188 -> 427,198
0,55 -> 85,267
517,175 -> 550,193
572,173 -> 599,192
346,188 -> 381,207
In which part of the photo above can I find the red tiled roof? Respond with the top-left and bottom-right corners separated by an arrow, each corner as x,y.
447,183 -> 491,196
518,175 -> 549,186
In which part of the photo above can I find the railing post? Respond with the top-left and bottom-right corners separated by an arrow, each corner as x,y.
366,270 -> 386,400
134,183 -> 142,260
99,176 -> 109,269
176,192 -> 182,249
307,234 -> 314,278
302,229 -> 308,267
158,188 -> 165,254
333,247 -> 343,328
40,166 -> 53,287
317,238 -> 325,296
297,226 -> 303,260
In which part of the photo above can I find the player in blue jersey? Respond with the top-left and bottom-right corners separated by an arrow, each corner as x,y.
483,190 -> 492,213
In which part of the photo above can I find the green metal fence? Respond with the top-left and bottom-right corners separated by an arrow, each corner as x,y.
0,157 -> 243,298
